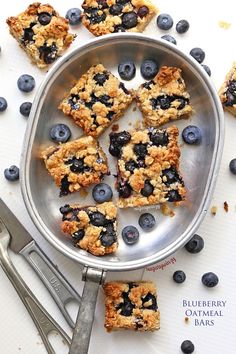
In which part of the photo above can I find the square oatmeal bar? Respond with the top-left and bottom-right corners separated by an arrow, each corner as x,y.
109,126 -> 186,208
103,281 -> 160,331
81,0 -> 158,36
6,2 -> 75,68
59,64 -> 133,137
42,136 -> 109,196
136,66 -> 193,127
60,202 -> 117,256
219,62 -> 236,116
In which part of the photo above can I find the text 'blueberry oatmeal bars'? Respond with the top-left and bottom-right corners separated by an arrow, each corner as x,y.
6,2 -> 75,68
81,0 -> 158,37
59,64 -> 133,137
103,281 -> 160,331
60,202 -> 117,256
136,66 -> 193,127
219,62 -> 236,116
109,125 -> 186,208
42,136 -> 109,196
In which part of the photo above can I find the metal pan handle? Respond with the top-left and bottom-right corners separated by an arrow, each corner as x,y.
69,267 -> 106,354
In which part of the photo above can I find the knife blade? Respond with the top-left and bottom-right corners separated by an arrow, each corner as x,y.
0,198 -> 80,328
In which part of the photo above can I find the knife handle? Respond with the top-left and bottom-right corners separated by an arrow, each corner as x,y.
20,240 -> 81,328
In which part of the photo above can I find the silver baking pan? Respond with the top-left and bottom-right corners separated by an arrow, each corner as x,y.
21,33 -> 224,353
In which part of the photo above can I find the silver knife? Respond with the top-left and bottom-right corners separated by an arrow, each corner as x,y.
0,198 -> 81,328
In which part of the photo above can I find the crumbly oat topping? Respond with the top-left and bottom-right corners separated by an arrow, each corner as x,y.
211,206 -> 217,215
219,62 -> 236,116
6,2 -> 75,68
223,201 -> 229,212
59,64 -> 133,137
136,66 -> 193,127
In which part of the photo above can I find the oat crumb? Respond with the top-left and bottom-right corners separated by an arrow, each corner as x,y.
224,201 -> 229,212
132,106 -> 137,112
218,20 -> 231,29
211,206 -> 217,215
161,204 -> 175,217
185,317 -> 189,323
112,124 -> 119,131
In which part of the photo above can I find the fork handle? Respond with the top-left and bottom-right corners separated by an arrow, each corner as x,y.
20,241 -> 81,328
0,244 -> 71,354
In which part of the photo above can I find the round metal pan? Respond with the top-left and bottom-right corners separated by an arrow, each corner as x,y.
20,33 -> 224,353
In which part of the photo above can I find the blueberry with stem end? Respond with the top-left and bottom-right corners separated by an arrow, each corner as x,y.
17,74 -> 35,92
4,165 -> 20,181
122,226 -> 139,245
19,102 -> 32,117
182,125 -> 202,144
92,183 -> 113,203
66,8 -> 82,25
176,19 -> 189,34
184,234 -> 204,254
181,340 -> 195,354
118,61 -> 136,81
201,272 -> 219,287
138,213 -> 156,231
0,97 -> 7,112
156,13 -> 173,30
140,59 -> 159,80
38,12 -> 52,26
173,270 -> 186,283
49,124 -> 71,143
122,12 -> 138,29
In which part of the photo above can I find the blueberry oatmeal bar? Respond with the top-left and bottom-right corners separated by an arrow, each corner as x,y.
136,66 -> 193,127
59,64 -> 133,137
219,62 -> 236,116
81,0 -> 158,36
109,126 -> 186,208
60,202 -> 117,256
6,2 -> 75,68
42,136 -> 109,196
103,281 -> 160,331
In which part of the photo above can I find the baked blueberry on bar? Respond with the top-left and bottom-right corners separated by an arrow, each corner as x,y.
136,66 -> 193,127
6,2 -> 75,68
60,202 -> 117,256
219,62 -> 236,116
59,64 -> 133,137
81,0 -> 158,36
42,136 -> 109,196
109,126 -> 186,208
103,281 -> 160,331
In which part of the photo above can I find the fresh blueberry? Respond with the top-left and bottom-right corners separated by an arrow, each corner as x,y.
92,183 -> 113,203
109,4 -> 123,15
49,124 -> 71,143
17,74 -> 35,93
141,180 -> 154,197
66,8 -> 82,25
0,97 -> 7,112
89,212 -> 107,226
184,234 -> 204,254
156,13 -> 173,30
122,12 -> 138,29
202,64 -> 211,76
229,158 -> 236,174
137,6 -> 149,18
118,61 -> 136,81
202,272 -> 219,287
19,102 -> 32,117
161,34 -> 177,45
38,12 -> 52,26
140,60 -> 159,80
182,125 -> 202,144
181,340 -> 195,354
122,226 -> 139,245
190,47 -> 205,63
4,165 -> 20,181
173,270 -> 186,283
176,19 -> 189,34
138,213 -> 156,231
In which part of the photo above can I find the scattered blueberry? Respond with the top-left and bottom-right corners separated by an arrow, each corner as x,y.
122,12 -> 138,29
156,13 -> 173,30
49,124 -> 71,143
140,59 -> 159,80
176,19 -> 189,34
202,272 -> 219,288
173,270 -> 186,283
182,125 -> 202,144
66,8 -> 82,25
229,158 -> 236,175
118,61 -> 136,81
92,183 -> 113,203
38,12 -> 52,26
138,213 -> 156,231
189,47 -> 205,64
181,340 -> 195,354
122,225 -> 139,245
19,102 -> 32,117
0,97 -> 7,112
17,74 -> 35,93
184,234 -> 204,254
161,34 -> 177,45
4,165 -> 20,181
202,64 -> 211,76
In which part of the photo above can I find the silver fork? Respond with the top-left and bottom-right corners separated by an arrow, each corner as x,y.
0,218 -> 71,354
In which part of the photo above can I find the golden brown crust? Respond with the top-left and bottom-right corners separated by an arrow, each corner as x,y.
81,0 -> 158,37
42,136 -> 109,195
136,66 -> 193,127
59,64 -> 133,137
218,62 -> 236,116
103,281 -> 160,332
6,2 -> 75,68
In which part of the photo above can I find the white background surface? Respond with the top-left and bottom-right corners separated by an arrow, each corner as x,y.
1,0 -> 236,353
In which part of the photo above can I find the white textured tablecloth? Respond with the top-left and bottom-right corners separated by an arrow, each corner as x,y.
0,1 -> 236,353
